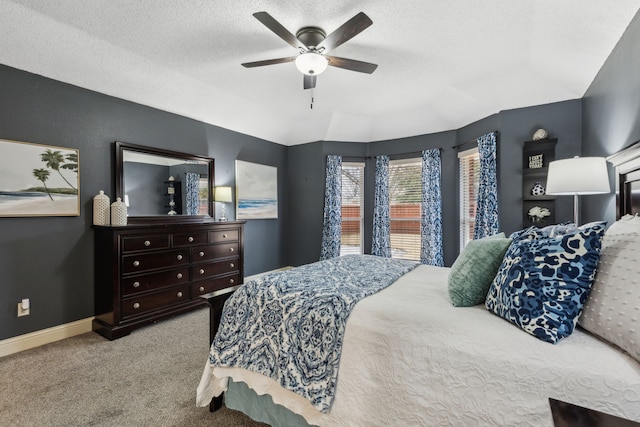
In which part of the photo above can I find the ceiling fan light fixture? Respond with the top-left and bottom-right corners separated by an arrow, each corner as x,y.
295,52 -> 328,76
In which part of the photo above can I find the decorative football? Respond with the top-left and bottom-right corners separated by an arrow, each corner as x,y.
532,128 -> 549,140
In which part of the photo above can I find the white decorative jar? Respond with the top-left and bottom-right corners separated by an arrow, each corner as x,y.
93,190 -> 110,225
110,197 -> 127,226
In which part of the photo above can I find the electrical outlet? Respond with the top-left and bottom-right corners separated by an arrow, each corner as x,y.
18,299 -> 30,317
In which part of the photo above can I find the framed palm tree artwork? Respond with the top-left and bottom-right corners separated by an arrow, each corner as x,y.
0,139 -> 80,217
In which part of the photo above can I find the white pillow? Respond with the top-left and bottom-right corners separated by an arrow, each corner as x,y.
579,232 -> 640,363
605,215 -> 640,235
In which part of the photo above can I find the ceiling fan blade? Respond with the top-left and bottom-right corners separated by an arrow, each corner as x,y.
316,12 -> 372,53
241,56 -> 297,68
303,74 -> 317,90
252,12 -> 307,51
326,56 -> 378,74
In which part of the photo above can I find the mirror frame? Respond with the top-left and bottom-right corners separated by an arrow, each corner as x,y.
115,141 -> 215,224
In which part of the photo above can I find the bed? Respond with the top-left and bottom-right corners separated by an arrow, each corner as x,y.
196,142 -> 640,426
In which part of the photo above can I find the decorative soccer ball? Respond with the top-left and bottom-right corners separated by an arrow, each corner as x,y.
531,182 -> 545,196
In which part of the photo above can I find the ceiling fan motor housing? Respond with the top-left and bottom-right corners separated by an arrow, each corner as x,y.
296,27 -> 326,50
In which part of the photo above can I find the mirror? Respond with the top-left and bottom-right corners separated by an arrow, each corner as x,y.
115,141 -> 214,223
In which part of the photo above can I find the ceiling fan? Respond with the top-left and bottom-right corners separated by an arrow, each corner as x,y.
241,11 -> 378,90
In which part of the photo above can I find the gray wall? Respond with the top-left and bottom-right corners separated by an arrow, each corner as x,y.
286,141 -> 368,267
0,64 -> 287,340
496,100 -> 583,230
582,9 -> 640,224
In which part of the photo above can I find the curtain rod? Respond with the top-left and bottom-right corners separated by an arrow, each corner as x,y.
360,147 -> 443,159
452,130 -> 500,150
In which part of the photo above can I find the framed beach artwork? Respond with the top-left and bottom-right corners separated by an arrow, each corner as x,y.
0,139 -> 80,217
235,160 -> 278,219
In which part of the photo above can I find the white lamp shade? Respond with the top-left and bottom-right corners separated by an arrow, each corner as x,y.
545,157 -> 610,195
295,53 -> 328,76
214,186 -> 233,203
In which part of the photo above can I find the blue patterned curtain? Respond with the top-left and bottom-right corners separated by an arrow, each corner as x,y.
320,155 -> 342,260
371,155 -> 391,257
474,131 -> 499,239
185,172 -> 200,215
421,149 -> 444,266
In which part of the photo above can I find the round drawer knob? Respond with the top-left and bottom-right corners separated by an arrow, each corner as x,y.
222,234 -> 228,238
133,260 -> 140,267
230,263 -> 235,268
176,254 -> 183,261
133,281 -> 140,288
176,273 -> 183,279
133,302 -> 140,309
199,286 -> 205,292
229,278 -> 235,284
188,236 -> 194,242
229,247 -> 234,252
199,269 -> 205,275
177,292 -> 183,298
199,251 -> 205,257
144,240 -> 151,247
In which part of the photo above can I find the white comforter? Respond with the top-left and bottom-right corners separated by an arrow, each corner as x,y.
197,265 -> 640,426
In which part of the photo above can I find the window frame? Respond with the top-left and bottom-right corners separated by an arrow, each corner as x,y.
458,147 -> 480,249
388,157 -> 422,261
340,161 -> 365,256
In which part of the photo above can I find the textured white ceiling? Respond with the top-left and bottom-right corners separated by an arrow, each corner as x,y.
0,1 -> 638,146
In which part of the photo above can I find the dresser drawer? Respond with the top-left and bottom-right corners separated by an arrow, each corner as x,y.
122,285 -> 190,318
192,243 -> 241,263
122,235 -> 170,252
209,228 -> 239,243
191,258 -> 239,280
192,274 -> 240,296
203,242 -> 239,259
122,249 -> 189,274
121,268 -> 189,296
173,231 -> 208,247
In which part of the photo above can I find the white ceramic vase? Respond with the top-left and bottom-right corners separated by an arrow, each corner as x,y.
93,190 -> 110,225
111,197 -> 127,226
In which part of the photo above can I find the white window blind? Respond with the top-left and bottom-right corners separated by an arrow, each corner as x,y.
458,147 -> 480,249
340,162 -> 365,255
389,158 -> 422,261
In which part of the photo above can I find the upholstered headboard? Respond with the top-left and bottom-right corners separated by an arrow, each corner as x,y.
607,140 -> 640,219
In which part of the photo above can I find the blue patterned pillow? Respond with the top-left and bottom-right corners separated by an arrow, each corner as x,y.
486,222 -> 606,343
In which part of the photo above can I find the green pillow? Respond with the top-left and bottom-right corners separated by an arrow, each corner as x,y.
448,234 -> 511,307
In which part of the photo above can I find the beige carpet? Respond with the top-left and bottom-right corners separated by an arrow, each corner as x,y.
0,307 -> 267,427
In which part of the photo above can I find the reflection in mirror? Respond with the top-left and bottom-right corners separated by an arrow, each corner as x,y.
116,142 -> 214,221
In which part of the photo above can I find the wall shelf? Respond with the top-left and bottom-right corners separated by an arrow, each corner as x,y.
522,139 -> 557,227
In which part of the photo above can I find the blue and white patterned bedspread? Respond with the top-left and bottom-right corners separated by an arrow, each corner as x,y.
209,254 -> 418,412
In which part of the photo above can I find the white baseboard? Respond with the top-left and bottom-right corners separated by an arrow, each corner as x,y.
0,317 -> 94,358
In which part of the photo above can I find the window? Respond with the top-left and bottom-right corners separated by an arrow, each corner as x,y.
458,147 -> 480,249
389,158 -> 422,261
340,162 -> 365,255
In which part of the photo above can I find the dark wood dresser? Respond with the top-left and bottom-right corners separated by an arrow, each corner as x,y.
93,221 -> 244,340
